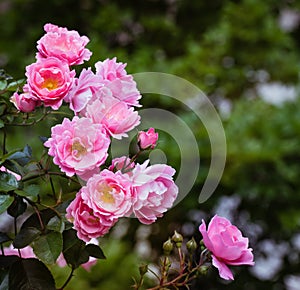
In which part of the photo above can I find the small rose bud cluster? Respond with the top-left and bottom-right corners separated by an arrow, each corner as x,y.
18,24 -> 178,242
137,217 -> 254,289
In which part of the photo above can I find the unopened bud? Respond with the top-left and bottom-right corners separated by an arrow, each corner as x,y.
198,265 -> 209,275
139,264 -> 148,276
163,238 -> 174,255
172,231 -> 183,248
200,239 -> 206,251
186,237 -> 197,253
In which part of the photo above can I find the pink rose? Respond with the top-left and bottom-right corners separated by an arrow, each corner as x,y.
4,244 -> 36,258
199,215 -> 255,280
80,169 -> 133,221
85,97 -> 140,140
66,191 -> 116,242
138,128 -> 159,150
64,68 -> 106,113
95,57 -> 141,107
108,156 -> 135,174
25,57 -> 75,110
10,92 -> 39,113
44,116 -> 110,180
131,160 -> 178,224
37,23 -> 92,66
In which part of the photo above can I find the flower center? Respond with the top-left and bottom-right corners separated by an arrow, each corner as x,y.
72,140 -> 87,158
42,78 -> 59,91
98,183 -> 115,204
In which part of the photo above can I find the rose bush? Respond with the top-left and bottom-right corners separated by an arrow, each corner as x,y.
0,23 -> 254,289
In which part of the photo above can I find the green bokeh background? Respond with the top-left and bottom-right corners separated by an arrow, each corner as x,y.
1,0 -> 300,289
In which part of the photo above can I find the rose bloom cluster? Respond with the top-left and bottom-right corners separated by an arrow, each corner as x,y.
10,23 -> 178,242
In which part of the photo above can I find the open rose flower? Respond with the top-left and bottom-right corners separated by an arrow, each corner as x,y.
37,23 -> 92,66
131,160 -> 178,224
44,116 -> 110,180
66,190 -> 117,242
10,92 -> 40,113
95,57 -> 141,107
199,215 -> 255,280
24,57 -> 75,110
138,128 -> 159,150
85,97 -> 140,139
80,169 -> 133,221
64,68 -> 107,113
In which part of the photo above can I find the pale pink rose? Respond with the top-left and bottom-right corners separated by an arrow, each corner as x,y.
64,68 -> 107,113
10,92 -> 39,113
138,128 -> 159,150
37,23 -> 92,66
44,116 -> 110,180
95,57 -> 141,107
199,215 -> 255,280
56,238 -> 98,271
4,244 -> 36,258
108,156 -> 135,175
24,57 -> 75,110
131,160 -> 178,224
0,166 -> 21,181
85,97 -> 140,139
66,190 -> 116,242
81,169 -> 133,221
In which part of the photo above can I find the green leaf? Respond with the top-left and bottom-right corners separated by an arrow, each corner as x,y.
0,120 -> 4,129
0,271 -> 9,290
20,208 -> 57,231
0,232 -> 11,244
5,79 -> 25,92
0,255 -> 20,269
8,145 -> 32,167
0,172 -> 19,192
32,232 -> 63,265
46,216 -> 64,233
85,244 -> 106,259
7,196 -> 27,218
1,160 -> 23,177
62,229 -> 89,269
0,195 -> 14,215
0,81 -> 7,91
13,227 -> 41,249
15,184 -> 40,201
8,258 -> 56,290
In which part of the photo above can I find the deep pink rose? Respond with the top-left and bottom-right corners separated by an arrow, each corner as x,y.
10,92 -> 39,113
44,116 -> 110,180
85,97 -> 140,139
66,191 -> 116,242
199,215 -> 255,280
25,57 -> 75,110
80,169 -> 133,221
131,160 -> 178,224
37,23 -> 92,66
95,57 -> 141,107
64,68 -> 106,113
138,128 -> 159,150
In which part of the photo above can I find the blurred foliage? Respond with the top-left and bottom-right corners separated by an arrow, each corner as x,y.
1,0 -> 300,289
